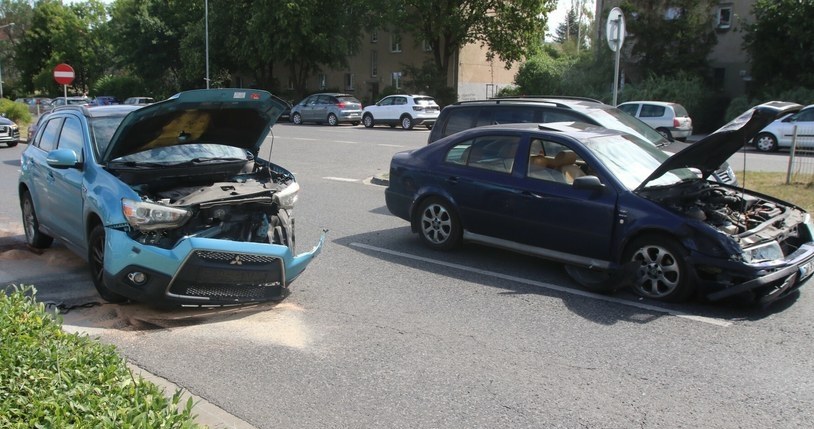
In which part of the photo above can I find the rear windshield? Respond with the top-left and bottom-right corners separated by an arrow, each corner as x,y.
414,97 -> 438,106
672,104 -> 689,117
337,96 -> 361,105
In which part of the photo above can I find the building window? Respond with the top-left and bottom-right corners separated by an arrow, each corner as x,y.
390,32 -> 402,53
370,51 -> 378,78
370,31 -> 378,43
717,5 -> 732,29
345,73 -> 355,91
318,74 -> 327,90
392,71 -> 402,89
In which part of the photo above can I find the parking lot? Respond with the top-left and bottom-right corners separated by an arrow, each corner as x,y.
2,123 -> 814,428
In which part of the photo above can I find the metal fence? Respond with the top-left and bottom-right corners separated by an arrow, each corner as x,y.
786,125 -> 814,185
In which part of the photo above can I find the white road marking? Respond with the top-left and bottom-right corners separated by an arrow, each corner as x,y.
378,144 -> 404,148
350,242 -> 732,327
323,177 -> 359,182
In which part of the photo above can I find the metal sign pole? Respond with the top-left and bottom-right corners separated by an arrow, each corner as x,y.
612,29 -> 621,106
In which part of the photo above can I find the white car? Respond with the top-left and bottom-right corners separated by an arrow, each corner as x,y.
362,94 -> 440,130
754,103 -> 813,152
617,101 -> 693,141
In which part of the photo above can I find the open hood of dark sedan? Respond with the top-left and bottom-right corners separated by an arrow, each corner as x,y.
102,89 -> 288,162
635,102 -> 802,191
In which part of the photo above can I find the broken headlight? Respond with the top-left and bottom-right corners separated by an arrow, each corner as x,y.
273,182 -> 300,209
741,241 -> 783,264
122,198 -> 191,231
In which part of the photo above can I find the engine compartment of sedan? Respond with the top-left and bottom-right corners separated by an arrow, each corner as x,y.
640,180 -> 812,257
107,157 -> 296,250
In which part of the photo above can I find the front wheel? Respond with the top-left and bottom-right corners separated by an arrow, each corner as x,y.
363,114 -> 375,128
624,235 -> 693,302
327,113 -> 339,126
754,132 -> 778,152
291,112 -> 303,125
400,115 -> 414,130
416,197 -> 461,250
656,128 -> 673,142
21,191 -> 53,249
88,225 -> 128,303
7,141 -> 18,147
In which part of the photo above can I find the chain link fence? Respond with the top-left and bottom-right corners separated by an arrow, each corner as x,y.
786,125 -> 814,185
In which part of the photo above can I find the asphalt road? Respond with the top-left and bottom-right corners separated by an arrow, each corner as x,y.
1,125 -> 813,428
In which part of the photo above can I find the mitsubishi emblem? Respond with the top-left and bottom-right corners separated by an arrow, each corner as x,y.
230,255 -> 243,265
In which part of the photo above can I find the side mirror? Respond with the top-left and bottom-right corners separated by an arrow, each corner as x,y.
573,175 -> 605,190
46,149 -> 82,169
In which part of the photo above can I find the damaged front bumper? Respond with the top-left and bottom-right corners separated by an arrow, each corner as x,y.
697,243 -> 814,305
102,228 -> 326,305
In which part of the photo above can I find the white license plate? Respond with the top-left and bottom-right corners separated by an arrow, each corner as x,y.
800,259 -> 814,280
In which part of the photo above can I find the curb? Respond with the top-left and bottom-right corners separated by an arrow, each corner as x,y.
370,173 -> 389,187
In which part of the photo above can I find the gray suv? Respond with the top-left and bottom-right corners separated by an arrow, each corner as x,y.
428,97 -> 737,185
290,93 -> 363,126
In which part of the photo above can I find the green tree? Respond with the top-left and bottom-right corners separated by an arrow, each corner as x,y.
743,0 -> 814,92
618,0 -> 716,79
386,0 -> 557,103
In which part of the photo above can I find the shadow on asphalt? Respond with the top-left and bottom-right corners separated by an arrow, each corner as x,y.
335,221 -> 803,326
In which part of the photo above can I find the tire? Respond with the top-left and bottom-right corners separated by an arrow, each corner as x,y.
754,132 -> 778,152
327,113 -> 339,126
400,115 -> 414,130
363,114 -> 375,128
415,197 -> 461,250
270,209 -> 295,252
291,112 -> 303,125
624,235 -> 693,302
7,141 -> 18,147
426,124 -> 433,130
656,128 -> 673,142
88,224 -> 128,303
21,191 -> 53,249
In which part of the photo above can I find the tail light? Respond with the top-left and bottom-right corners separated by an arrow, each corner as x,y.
412,105 -> 424,112
673,118 -> 680,127
337,102 -> 346,109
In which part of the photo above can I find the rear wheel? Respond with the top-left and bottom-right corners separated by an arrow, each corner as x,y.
7,141 -> 18,147
400,115 -> 414,130
291,112 -> 303,125
327,113 -> 339,126
88,225 -> 128,303
754,132 -> 778,152
656,128 -> 673,141
624,235 -> 693,302
363,114 -> 375,128
416,197 -> 461,250
21,191 -> 53,249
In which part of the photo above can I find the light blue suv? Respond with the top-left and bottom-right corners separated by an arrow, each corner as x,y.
19,89 -> 324,306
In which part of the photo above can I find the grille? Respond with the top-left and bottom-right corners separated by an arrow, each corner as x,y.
169,250 -> 284,301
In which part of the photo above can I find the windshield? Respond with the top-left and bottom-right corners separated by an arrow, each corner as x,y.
583,134 -> 697,190
582,104 -> 670,147
111,144 -> 249,165
90,115 -> 129,158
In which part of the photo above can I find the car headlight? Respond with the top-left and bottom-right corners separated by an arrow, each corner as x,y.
741,241 -> 783,264
273,182 -> 300,209
122,199 -> 191,231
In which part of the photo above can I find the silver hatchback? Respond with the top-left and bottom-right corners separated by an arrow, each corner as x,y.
290,93 -> 363,126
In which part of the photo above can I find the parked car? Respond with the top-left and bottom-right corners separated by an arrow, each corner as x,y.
0,115 -> 20,147
362,94 -> 440,130
123,96 -> 156,106
428,96 -> 738,185
92,95 -> 120,106
385,104 -> 813,305
290,93 -> 363,126
44,96 -> 90,112
19,89 -> 324,306
753,102 -> 812,152
617,101 -> 693,141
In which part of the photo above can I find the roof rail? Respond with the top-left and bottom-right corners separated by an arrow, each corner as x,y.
490,95 -> 605,104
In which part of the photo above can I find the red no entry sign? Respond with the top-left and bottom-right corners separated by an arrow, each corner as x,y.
53,63 -> 75,85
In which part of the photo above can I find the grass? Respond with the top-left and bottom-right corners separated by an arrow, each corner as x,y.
736,171 -> 814,213
0,286 -> 202,428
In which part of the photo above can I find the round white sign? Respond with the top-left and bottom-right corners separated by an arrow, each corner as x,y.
606,7 -> 626,52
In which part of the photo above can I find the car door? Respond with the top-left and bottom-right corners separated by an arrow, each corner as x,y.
375,96 -> 395,121
26,116 -> 64,232
298,95 -> 317,121
45,115 -> 87,246
503,137 -> 618,262
437,133 -> 524,239
617,103 -> 640,118
778,107 -> 814,147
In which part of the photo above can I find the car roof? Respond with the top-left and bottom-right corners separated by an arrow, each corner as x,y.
441,121 -> 626,141
52,104 -> 140,117
450,96 -> 605,109
619,100 -> 683,107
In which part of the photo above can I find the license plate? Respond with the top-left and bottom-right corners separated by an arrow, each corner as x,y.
800,259 -> 814,280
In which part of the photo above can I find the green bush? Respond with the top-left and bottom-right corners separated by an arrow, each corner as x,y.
0,99 -> 32,125
0,286 -> 201,428
92,75 -> 150,102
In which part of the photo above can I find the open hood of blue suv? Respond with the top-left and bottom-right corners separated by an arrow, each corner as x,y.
102,89 -> 288,162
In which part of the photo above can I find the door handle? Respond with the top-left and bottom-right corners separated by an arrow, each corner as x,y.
46,172 -> 55,184
519,190 -> 543,199
446,176 -> 459,185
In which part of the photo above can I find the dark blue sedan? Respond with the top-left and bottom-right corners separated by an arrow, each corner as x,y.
385,109 -> 814,305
